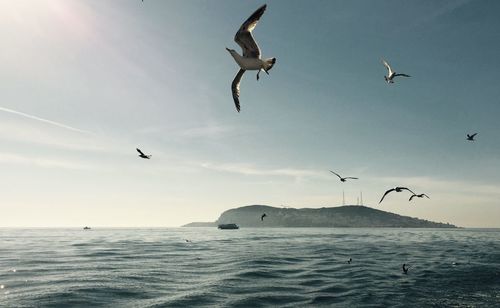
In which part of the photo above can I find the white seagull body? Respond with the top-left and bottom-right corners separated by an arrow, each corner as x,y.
227,4 -> 276,112
382,59 -> 410,84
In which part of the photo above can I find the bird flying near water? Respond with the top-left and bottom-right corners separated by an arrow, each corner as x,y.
329,171 -> 358,182
261,213 -> 267,221
379,187 -> 415,204
227,4 -> 276,112
466,133 -> 477,141
382,59 -> 410,83
409,193 -> 430,202
402,263 -> 410,274
136,148 -> 151,159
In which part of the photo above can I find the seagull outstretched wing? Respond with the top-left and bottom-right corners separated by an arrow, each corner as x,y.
231,69 -> 246,112
394,73 -> 411,78
409,194 -> 417,201
136,148 -> 145,156
379,188 -> 396,204
330,171 -> 342,179
344,177 -> 359,180
235,5 -> 266,58
382,59 -> 393,75
399,187 -> 416,195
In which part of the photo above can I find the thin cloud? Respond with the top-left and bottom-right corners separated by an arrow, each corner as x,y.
0,106 -> 91,134
0,153 -> 92,170
200,162 -> 325,179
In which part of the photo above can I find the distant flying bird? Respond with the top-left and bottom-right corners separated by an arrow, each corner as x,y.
261,213 -> 267,221
227,4 -> 276,112
402,263 -> 410,274
382,59 -> 411,84
136,148 -> 151,159
329,171 -> 358,182
409,193 -> 430,201
379,187 -> 415,204
466,133 -> 477,141
347,258 -> 352,264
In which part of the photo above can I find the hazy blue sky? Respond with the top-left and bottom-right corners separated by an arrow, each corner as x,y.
1,0 -> 500,227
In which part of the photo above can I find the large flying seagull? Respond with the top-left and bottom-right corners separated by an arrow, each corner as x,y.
227,4 -> 277,112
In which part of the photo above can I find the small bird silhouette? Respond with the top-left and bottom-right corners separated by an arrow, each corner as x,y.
136,148 -> 151,159
402,263 -> 410,274
382,59 -> 411,84
261,213 -> 267,221
409,193 -> 430,201
347,258 -> 352,264
330,171 -> 358,182
379,187 -> 415,204
466,133 -> 477,141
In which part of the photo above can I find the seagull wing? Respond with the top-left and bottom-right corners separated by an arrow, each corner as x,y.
344,177 -> 358,180
400,187 -> 416,195
382,59 -> 393,75
379,188 -> 396,204
394,73 -> 411,78
235,5 -> 266,58
409,194 -> 416,201
231,69 -> 246,112
329,171 -> 342,179
470,133 -> 477,138
136,148 -> 145,155
423,194 -> 430,199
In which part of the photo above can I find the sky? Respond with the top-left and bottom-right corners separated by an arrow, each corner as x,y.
1,0 -> 500,227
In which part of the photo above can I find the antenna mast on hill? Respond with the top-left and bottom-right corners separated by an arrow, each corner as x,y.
360,191 -> 363,205
342,190 -> 345,206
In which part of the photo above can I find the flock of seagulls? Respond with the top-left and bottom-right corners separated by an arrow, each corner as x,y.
128,3 -> 484,217
135,2 -> 487,279
135,4 -> 479,210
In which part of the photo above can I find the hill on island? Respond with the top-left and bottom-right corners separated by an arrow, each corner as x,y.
183,205 -> 457,228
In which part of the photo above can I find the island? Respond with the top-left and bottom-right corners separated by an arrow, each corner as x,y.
182,205 -> 457,228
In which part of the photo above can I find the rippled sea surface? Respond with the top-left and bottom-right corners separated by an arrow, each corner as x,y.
1,228 -> 499,307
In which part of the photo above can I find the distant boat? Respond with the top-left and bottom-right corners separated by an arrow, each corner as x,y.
83,226 -> 91,230
218,224 -> 239,230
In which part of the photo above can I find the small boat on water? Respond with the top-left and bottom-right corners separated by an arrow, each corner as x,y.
83,226 -> 91,230
218,224 -> 239,230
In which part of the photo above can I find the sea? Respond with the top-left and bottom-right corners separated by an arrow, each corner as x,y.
0,228 -> 499,307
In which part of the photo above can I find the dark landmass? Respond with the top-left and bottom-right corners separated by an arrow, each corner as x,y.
183,205 -> 457,228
